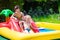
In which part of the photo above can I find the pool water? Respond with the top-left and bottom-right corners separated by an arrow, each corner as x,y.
39,28 -> 55,32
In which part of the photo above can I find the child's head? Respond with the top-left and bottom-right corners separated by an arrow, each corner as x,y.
23,15 -> 32,23
14,5 -> 20,12
14,5 -> 22,19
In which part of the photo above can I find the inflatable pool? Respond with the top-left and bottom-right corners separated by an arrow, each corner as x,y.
0,22 -> 60,40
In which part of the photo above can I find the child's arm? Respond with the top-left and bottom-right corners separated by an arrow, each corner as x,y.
19,21 -> 24,31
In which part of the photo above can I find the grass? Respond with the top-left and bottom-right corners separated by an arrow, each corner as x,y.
33,13 -> 60,24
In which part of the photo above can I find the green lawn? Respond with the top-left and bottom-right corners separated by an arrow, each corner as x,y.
33,13 -> 60,24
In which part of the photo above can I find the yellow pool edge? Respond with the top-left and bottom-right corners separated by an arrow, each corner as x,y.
36,22 -> 60,30
0,22 -> 60,40
0,27 -> 60,40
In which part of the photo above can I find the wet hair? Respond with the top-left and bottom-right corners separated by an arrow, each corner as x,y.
14,5 -> 20,12
23,10 -> 27,16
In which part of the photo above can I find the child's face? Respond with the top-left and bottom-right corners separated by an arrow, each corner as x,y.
22,15 -> 32,23
24,16 -> 31,23
15,8 -> 20,13
14,9 -> 22,19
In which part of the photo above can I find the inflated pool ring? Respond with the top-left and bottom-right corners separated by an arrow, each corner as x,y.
0,22 -> 60,40
0,22 -> 10,28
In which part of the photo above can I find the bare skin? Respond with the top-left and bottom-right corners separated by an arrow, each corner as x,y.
13,8 -> 22,20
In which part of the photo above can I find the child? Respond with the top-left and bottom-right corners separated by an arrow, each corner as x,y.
9,5 -> 23,32
19,15 -> 33,33
21,15 -> 39,33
